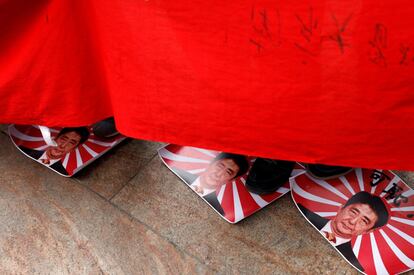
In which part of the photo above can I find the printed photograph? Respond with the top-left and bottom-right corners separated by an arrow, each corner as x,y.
159,144 -> 305,223
9,125 -> 125,177
290,169 -> 414,274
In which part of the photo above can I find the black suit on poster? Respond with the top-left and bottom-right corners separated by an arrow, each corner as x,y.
19,146 -> 69,175
297,204 -> 364,272
172,167 -> 225,216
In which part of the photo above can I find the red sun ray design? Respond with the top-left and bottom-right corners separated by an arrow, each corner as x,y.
260,182 -> 289,203
159,145 -> 217,185
78,146 -> 93,163
386,222 -> 414,243
82,141 -> 108,154
376,231 -> 412,274
390,208 -> 414,221
301,175 -> 350,205
162,144 -> 186,155
159,145 -> 291,223
10,125 -> 125,176
235,179 -> 261,217
9,126 -> 49,150
159,148 -> 211,166
290,188 -> 343,214
378,227 -> 414,273
63,152 -> 78,175
292,168 -> 414,274
370,170 -> 397,197
345,169 -> 365,193
359,168 -> 376,193
385,189 -> 414,209
296,200 -> 340,214
290,175 -> 345,210
164,145 -> 218,161
16,140 -> 48,149
221,183 -> 235,223
10,128 -> 44,141
231,181 -> 246,222
291,169 -> 414,274
361,169 -> 375,192
322,177 -> 355,199
164,161 -> 209,174
176,147 -> 218,161
389,217 -> 414,231
356,235 -> 377,274
13,125 -> 45,137
88,133 -> 119,143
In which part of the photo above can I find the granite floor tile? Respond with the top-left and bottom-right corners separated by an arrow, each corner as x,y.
75,139 -> 163,199
0,124 -> 8,135
2,123 -> 414,274
0,135 -> 209,274
394,171 -> 414,188
112,157 -> 357,274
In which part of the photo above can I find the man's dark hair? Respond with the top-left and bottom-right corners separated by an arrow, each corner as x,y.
343,191 -> 389,229
213,152 -> 249,178
57,127 -> 90,145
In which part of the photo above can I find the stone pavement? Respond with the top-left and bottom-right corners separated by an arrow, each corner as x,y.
0,124 -> 413,275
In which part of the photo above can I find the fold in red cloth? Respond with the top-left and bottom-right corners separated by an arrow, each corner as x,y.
1,0 -> 413,170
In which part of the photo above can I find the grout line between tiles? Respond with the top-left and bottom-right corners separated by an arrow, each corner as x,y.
70,174 -> 217,273
107,195 -> 218,273
67,154 -> 217,272
108,154 -> 158,201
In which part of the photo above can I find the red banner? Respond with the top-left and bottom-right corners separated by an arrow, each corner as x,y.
1,0 -> 413,170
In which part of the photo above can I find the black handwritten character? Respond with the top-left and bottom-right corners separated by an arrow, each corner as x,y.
369,23 -> 388,67
382,183 -> 403,200
393,194 -> 409,207
370,170 -> 390,187
249,38 -> 264,53
400,44 -> 411,65
321,12 -> 353,54
296,7 -> 317,42
249,5 -> 282,54
382,182 -> 410,207
251,6 -> 271,39
294,7 -> 319,57
249,5 -> 265,53
407,214 -> 414,218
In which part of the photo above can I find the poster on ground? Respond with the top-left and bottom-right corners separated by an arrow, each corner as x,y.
291,169 -> 414,274
159,144 -> 305,223
9,124 -> 125,177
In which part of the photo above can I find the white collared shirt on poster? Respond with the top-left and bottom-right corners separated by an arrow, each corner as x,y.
321,220 -> 351,246
39,151 -> 61,166
190,177 -> 215,196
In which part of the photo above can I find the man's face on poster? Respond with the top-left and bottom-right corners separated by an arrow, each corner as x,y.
46,131 -> 81,159
199,158 -> 240,189
331,203 -> 379,239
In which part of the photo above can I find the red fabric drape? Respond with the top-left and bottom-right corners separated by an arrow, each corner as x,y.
1,0 -> 413,170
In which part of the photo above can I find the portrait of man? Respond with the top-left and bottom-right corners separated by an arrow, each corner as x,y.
298,191 -> 389,272
19,127 -> 90,175
173,152 -> 249,216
